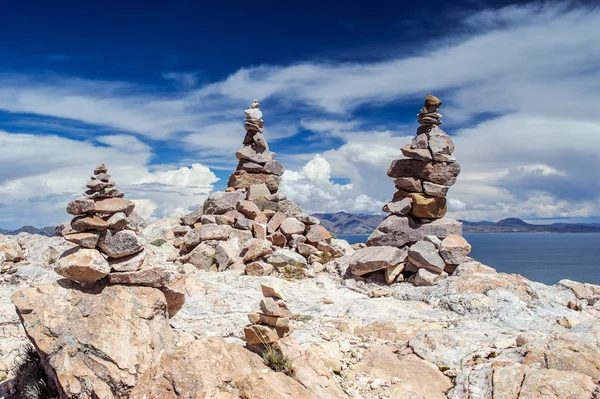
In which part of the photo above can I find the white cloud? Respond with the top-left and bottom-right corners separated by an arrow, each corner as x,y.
0,131 -> 218,229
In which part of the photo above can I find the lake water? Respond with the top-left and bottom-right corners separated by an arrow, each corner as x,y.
338,233 -> 600,286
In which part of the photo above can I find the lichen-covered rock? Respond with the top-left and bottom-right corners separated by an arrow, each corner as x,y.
98,229 -> 144,258
11,281 -> 173,399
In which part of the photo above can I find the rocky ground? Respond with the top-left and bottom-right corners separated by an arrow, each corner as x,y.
1,226 -> 599,398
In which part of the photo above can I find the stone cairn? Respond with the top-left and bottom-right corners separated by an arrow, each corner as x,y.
55,163 -> 184,316
349,95 -> 472,286
244,284 -> 292,347
176,100 -> 350,278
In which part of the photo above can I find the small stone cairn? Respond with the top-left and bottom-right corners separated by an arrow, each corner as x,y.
244,284 -> 292,346
350,95 -> 472,286
55,163 -> 185,316
176,101 -> 350,277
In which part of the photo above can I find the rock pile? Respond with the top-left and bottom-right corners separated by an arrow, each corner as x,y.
244,283 -> 292,346
177,101 -> 351,278
55,164 -> 185,316
229,99 -> 285,194
351,95 -> 472,286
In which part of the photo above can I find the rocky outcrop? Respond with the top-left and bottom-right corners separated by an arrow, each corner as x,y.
177,101 -> 351,279
353,95 -> 472,286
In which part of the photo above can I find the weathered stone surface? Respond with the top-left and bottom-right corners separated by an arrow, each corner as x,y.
408,240 -> 445,273
367,215 -> 462,247
98,229 -> 144,258
388,159 -> 461,186
181,208 -> 203,226
267,248 -> 307,268
85,187 -> 124,199
280,217 -> 305,235
106,211 -> 128,229
401,144 -> 433,161
385,263 -> 405,283
130,337 -> 312,399
342,346 -> 451,399
93,198 -> 135,216
440,234 -> 472,265
394,190 -> 447,219
263,160 -> 285,176
66,198 -> 95,215
298,242 -> 319,256
267,231 -> 287,247
243,239 -> 273,262
215,215 -> 235,226
518,369 -> 597,398
183,224 -> 232,247
203,190 -> 246,215
236,144 -> 276,164
11,281 -> 172,399
55,247 -> 110,283
63,232 -> 100,249
228,170 -> 281,192
235,216 -> 253,230
261,283 -> 287,301
236,200 -> 261,220
261,297 -> 283,316
453,261 -> 496,276
71,215 -> 109,232
109,248 -> 147,272
427,125 -> 455,155
182,243 -> 215,270
411,133 -> 428,149
423,181 -> 449,197
382,197 -> 412,215
245,261 -> 274,276
394,177 -> 423,192
215,240 -> 240,271
412,267 -> 442,286
350,246 -> 408,276
422,162 -> 461,186
229,228 -> 254,247
268,212 -> 287,233
247,183 -> 271,201
247,312 -> 290,328
305,225 -> 332,244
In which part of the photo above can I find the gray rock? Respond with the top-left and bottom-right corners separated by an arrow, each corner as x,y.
394,177 -> 423,193
98,229 -> 144,259
266,192 -> 287,202
401,144 -> 433,161
109,249 -> 147,272
203,191 -> 246,215
408,240 -> 445,273
183,225 -> 232,247
260,297 -> 283,316
427,126 -> 454,155
295,214 -> 319,225
388,160 -> 461,186
382,198 -> 413,215
412,268 -> 442,286
279,218 -> 305,236
234,216 -> 253,230
350,246 -> 408,276
236,144 -> 276,164
183,243 -> 215,270
367,215 -> 462,247
201,215 -> 217,225
264,160 -> 285,176
423,181 -> 449,197
252,133 -> 269,150
181,208 -> 204,226
267,249 -> 307,268
124,211 -> 148,233
411,133 -> 428,149
215,241 -> 240,271
55,247 -> 110,283
247,184 -> 271,201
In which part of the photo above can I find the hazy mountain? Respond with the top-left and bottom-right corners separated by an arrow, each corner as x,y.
310,213 -> 600,235
0,225 -> 56,237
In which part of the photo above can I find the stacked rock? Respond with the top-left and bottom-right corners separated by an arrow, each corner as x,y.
177,101 -> 351,278
350,95 -> 472,286
228,100 -> 285,195
55,164 -> 185,317
244,284 -> 292,346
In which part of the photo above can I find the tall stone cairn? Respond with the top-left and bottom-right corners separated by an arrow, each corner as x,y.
350,95 -> 472,286
177,100 -> 351,278
55,163 -> 185,316
228,99 -> 285,194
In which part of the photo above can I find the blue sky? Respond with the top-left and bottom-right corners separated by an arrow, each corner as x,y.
1,1 -> 600,229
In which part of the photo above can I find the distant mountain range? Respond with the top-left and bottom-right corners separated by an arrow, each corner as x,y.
2,215 -> 600,238
0,225 -> 56,237
311,212 -> 600,235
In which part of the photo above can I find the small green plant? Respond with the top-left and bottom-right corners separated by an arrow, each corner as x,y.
282,262 -> 306,280
9,345 -> 58,399
262,345 -> 295,377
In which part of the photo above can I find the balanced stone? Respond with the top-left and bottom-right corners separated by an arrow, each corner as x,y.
236,145 -> 276,164
367,215 -> 462,247
98,229 -> 144,259
408,240 -> 445,273
67,198 -> 95,215
55,247 -> 110,283
228,170 -> 280,192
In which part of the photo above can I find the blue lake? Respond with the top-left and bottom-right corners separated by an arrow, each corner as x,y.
338,233 -> 600,286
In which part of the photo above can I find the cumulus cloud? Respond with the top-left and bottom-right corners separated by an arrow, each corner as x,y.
0,131 -> 218,229
1,2 -> 600,224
